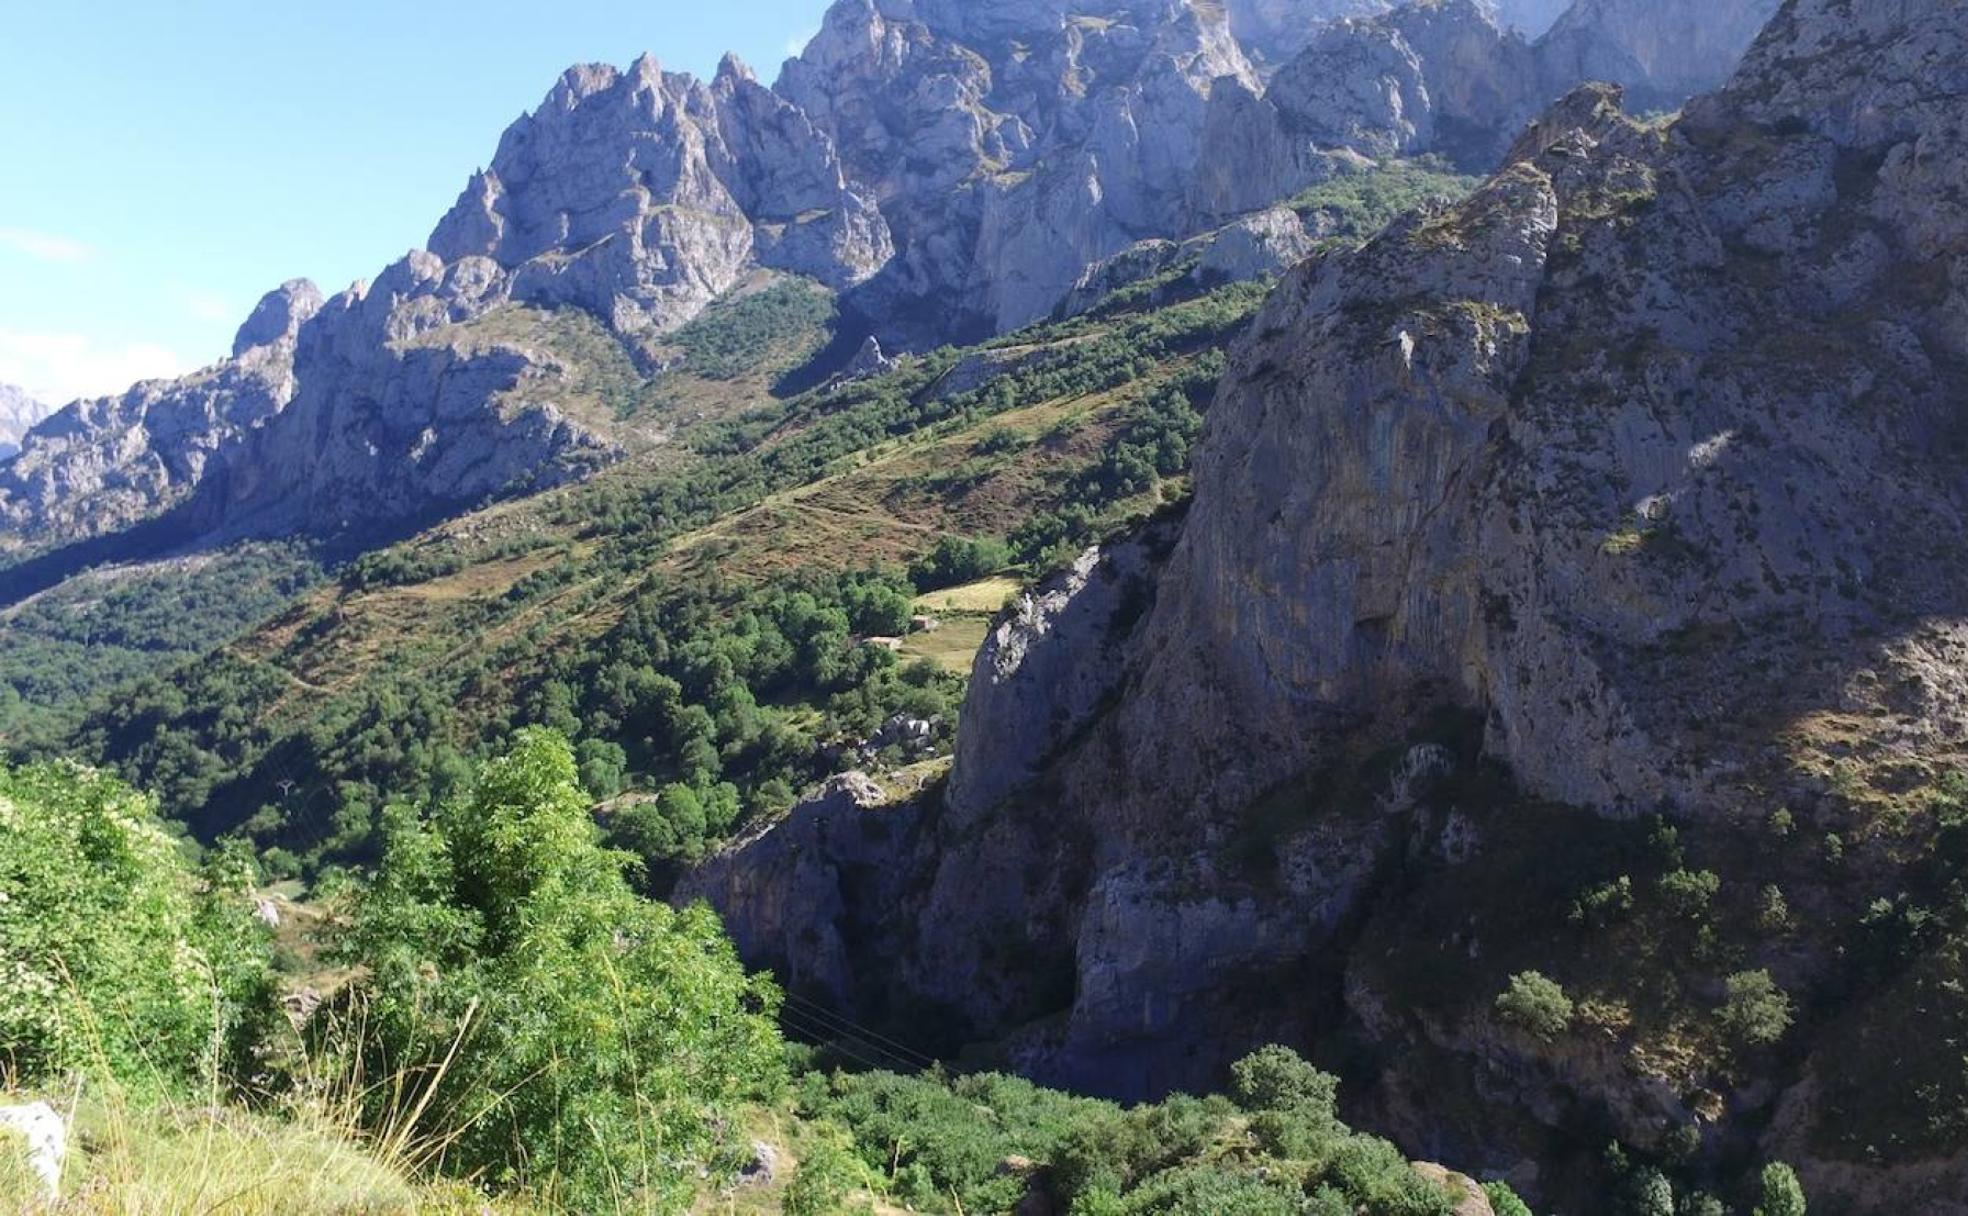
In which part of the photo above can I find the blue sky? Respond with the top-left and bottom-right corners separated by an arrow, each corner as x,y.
0,1 -> 831,405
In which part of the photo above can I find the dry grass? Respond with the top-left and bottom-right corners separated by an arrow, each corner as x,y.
899,617 -> 992,675
0,1085 -> 533,1215
914,578 -> 1022,616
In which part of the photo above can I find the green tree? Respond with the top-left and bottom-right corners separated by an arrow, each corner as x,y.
783,1126 -> 872,1215
1658,869 -> 1721,919
1719,970 -> 1794,1047
1753,1162 -> 1807,1216
576,737 -> 628,799
0,760 -> 273,1093
1484,1180 -> 1534,1216
334,729 -> 784,1207
1495,971 -> 1575,1041
1230,1044 -> 1339,1118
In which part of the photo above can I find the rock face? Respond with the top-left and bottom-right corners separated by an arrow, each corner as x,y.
1,0 -> 1782,570
0,384 -> 50,462
693,0 -> 1968,1205
678,773 -> 918,1008
1485,0 -> 1568,37
1059,205 -> 1324,317
786,0 -> 1267,339
0,1101 -> 66,1201
1229,0 -> 1781,181
428,54 -> 891,338
0,266 -> 614,568
946,522 -> 1177,825
1224,0 -> 1394,65
1540,0 -> 1784,112
0,282 -> 320,553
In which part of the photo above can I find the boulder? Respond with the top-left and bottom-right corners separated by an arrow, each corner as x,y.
0,1101 -> 66,1200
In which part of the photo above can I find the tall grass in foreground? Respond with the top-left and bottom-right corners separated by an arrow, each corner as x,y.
0,991 -> 542,1214
2,739 -> 784,1212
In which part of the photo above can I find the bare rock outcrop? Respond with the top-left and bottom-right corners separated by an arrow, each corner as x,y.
1211,0 -> 1778,200
1059,205 -> 1323,317
428,54 -> 891,338
1539,0 -> 1784,113
1225,0 -> 1393,66
0,280 -> 321,554
695,0 -> 1968,1205
0,384 -> 51,463
676,773 -> 915,1009
787,0 -> 1268,339
946,521 -> 1176,826
0,256 -> 616,577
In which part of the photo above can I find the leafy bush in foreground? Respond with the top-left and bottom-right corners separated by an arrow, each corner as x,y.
332,729 -> 783,1208
0,760 -> 272,1092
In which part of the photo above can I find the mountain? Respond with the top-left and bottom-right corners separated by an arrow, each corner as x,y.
0,0 -> 1778,589
3,0 -> 1946,1206
688,0 -> 1968,1208
0,384 -> 50,462
1225,0 -> 1393,64
0,269 -> 615,584
1487,0 -> 1569,36
1541,0 -> 1784,112
427,53 -> 891,336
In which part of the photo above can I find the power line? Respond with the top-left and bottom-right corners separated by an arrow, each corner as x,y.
776,1007 -> 911,1074
779,991 -> 939,1070
775,1005 -> 914,1071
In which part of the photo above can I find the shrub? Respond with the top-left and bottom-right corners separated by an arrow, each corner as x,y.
1757,884 -> 1793,934
1117,1164 -> 1304,1214
1658,869 -> 1721,919
1571,876 -> 1635,928
1615,1163 -> 1673,1216
1495,971 -> 1575,1041
332,729 -> 783,1207
783,1125 -> 872,1216
1753,1161 -> 1807,1216
1230,1044 -> 1339,1118
1719,970 -> 1793,1048
911,535 -> 1013,590
0,761 -> 273,1093
1319,1136 -> 1456,1215
1484,1180 -> 1534,1216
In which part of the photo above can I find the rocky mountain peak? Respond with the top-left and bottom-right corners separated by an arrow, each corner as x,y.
715,52 -> 758,86
425,46 -> 890,340
0,384 -> 51,462
1224,0 -> 1393,64
231,278 -> 324,357
2,0 -> 1795,602
1538,0 -> 1783,111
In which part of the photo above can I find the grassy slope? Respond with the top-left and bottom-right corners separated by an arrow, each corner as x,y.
32,277 -> 1256,865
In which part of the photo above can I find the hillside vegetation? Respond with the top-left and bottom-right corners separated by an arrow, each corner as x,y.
0,747 -> 1555,1214
15,274 -> 1262,890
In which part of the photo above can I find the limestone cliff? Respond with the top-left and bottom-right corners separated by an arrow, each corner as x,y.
693,0 -> 1968,1206
0,384 -> 51,463
1218,0 -> 1781,190
428,54 -> 890,338
1,0 -> 1782,571
0,281 -> 322,555
0,266 -> 614,575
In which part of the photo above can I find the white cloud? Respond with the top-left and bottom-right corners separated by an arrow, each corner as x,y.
784,27 -> 817,57
0,329 -> 189,406
0,227 -> 96,264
